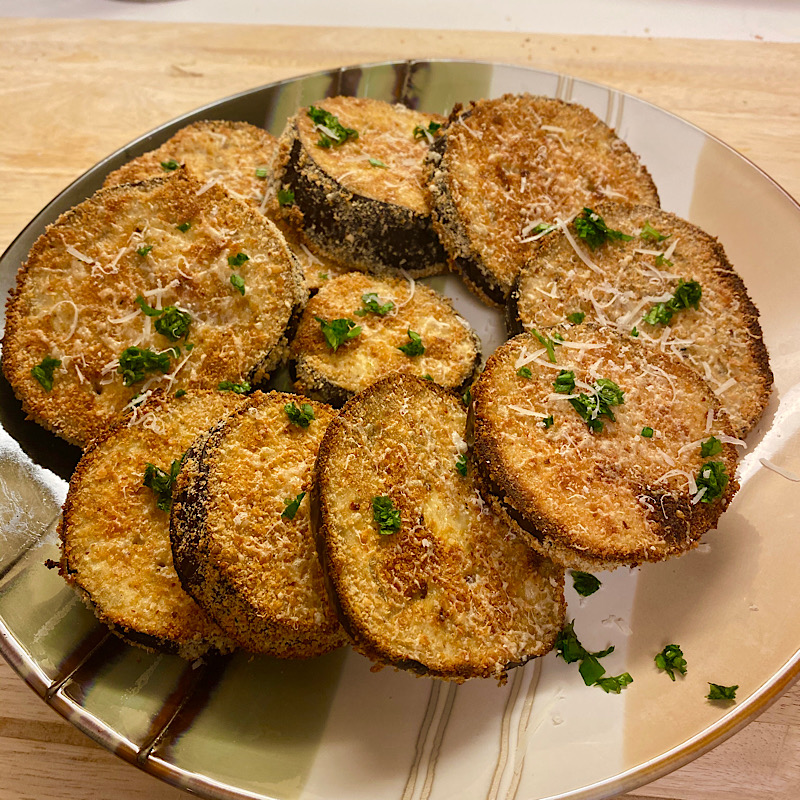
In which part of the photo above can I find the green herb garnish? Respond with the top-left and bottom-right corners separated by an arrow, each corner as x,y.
640,221 -> 670,242
230,274 -> 246,295
553,370 -> 576,394
695,461 -> 728,503
542,415 -> 554,428
160,159 -> 180,171
285,401 -> 315,428
316,317 -> 361,351
355,292 -> 394,316
255,167 -> 268,179
175,389 -> 186,398
455,454 -> 468,476
154,306 -> 191,341
555,621 -> 628,692
217,380 -> 251,394
308,105 -> 359,148
277,189 -> 295,206
31,355 -> 61,391
143,459 -> 181,511
707,683 -> 738,701
412,121 -> 442,140
641,427 -> 654,438
368,157 -> 388,168
701,436 -> 723,457
462,387 -> 472,407
134,295 -> 162,317
398,330 -> 425,357
517,366 -> 532,379
569,378 -> 624,433
643,279 -> 702,326
655,644 -> 687,681
574,208 -> 633,250
372,495 -> 401,535
176,221 -> 191,233
595,673 -> 634,694
318,272 -> 328,281
136,245 -> 153,257
227,252 -> 250,268
117,347 -> 171,386
643,302 -> 673,326
571,570 -> 601,597
281,492 -> 306,520
567,311 -> 585,325
531,328 -> 558,362
631,326 -> 639,337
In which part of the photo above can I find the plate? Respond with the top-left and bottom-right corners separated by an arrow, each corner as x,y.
1,59 -> 799,800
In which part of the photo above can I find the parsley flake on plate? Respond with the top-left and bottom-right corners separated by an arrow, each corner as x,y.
117,347 -> 171,386
217,380 -> 251,394
517,366 -> 532,379
136,245 -> 153,257
277,189 -> 294,206
570,570 -> 601,597
555,621 -> 630,693
355,292 -> 394,317
31,355 -> 61,392
372,495 -> 401,535
176,221 -> 191,233
227,252 -> 250,268
701,436 -> 723,457
143,459 -> 181,512
655,644 -> 687,680
707,683 -> 738,701
412,121 -> 442,141
154,307 -> 191,341
569,378 -> 624,433
368,157 -> 388,169
553,370 -> 576,394
567,311 -> 585,325
285,402 -> 315,428
160,159 -> 180,172
398,329 -> 425,357
640,221 -> 670,242
230,274 -> 246,295
281,491 -> 306,520
574,207 -> 633,250
641,426 -> 654,438
307,106 -> 359,148
455,454 -> 468,476
695,461 -> 729,503
316,317 -> 362,351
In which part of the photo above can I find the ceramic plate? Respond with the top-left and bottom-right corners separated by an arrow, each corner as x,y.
1,60 -> 799,800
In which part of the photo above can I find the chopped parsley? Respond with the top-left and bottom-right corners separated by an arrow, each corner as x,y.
318,272 -> 328,281
398,329 -> 425,357
455,454 -> 468,476
117,346 -> 171,386
160,159 -> 180,171
368,157 -> 388,168
656,252 -> 673,268
695,461 -> 728,503
542,415 -> 554,428
281,492 -> 306,520
134,295 -> 163,317
217,380 -> 251,394
230,274 -> 246,295
655,644 -> 687,681
701,436 -> 723,457
569,378 -> 624,433
707,683 -> 738,701
641,426 -> 654,438
31,355 -> 61,392
355,292 -> 394,316
136,245 -> 153,257
227,252 -> 250,268
531,328 -> 558,362
412,121 -> 442,140
154,306 -> 191,341
517,366 -> 532,379
574,207 -> 633,250
640,221 -> 670,242
277,189 -> 295,206
175,389 -> 187,398
255,167 -> 269,179
372,495 -> 401,535
529,222 -> 556,236
176,221 -> 192,233
316,317 -> 361,351
643,279 -> 702,326
553,370 -> 576,394
631,327 -> 639,337
555,621 -> 629,692
307,105 -> 359,148
285,401 -> 315,428
567,311 -> 585,325
143,459 -> 181,512
570,570 -> 601,597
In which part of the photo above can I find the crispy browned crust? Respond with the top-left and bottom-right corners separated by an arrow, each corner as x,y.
471,327 -> 740,571
2,170 -> 307,447
312,373 -> 566,682
290,272 -> 481,406
58,389 -> 245,659
103,119 -> 278,207
273,97 -> 448,277
510,201 -> 773,438
426,94 -> 660,307
170,391 -> 346,658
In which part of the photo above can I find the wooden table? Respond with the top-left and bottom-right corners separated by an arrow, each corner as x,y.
1,18 -> 799,800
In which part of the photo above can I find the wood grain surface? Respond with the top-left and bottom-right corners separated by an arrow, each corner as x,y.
0,17 -> 799,800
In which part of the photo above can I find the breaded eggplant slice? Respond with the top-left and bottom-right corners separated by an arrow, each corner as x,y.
509,202 -> 773,438
313,374 -> 566,682
426,94 -> 660,306
58,389 -> 246,659
291,272 -> 481,406
273,96 -> 448,277
3,170 -> 306,447
170,391 -> 346,658
103,119 -> 346,292
471,326 -> 740,572
103,119 -> 278,206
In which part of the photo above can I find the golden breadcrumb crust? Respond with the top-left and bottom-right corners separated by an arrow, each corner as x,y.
3,170 -> 306,447
510,202 -> 773,438
273,97 -> 448,277
426,94 -> 660,306
291,272 -> 481,405
58,389 -> 246,659
471,327 -> 740,571
170,391 -> 346,658
313,374 -> 566,682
